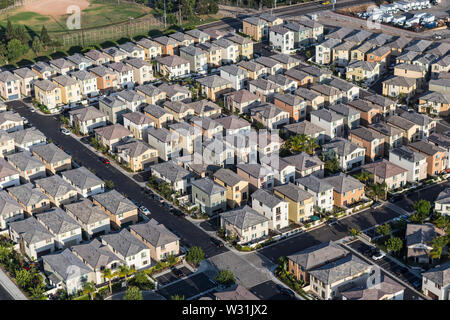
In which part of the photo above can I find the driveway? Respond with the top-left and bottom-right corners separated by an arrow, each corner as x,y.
156,272 -> 217,300
250,281 -> 297,300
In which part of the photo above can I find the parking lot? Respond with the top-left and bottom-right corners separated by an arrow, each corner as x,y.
155,266 -> 193,286
348,240 -> 423,299
156,272 -> 217,300
250,280 -> 297,300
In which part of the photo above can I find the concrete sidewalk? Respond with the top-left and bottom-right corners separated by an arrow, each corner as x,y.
0,267 -> 27,300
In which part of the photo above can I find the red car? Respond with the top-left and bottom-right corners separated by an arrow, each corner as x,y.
99,157 -> 110,165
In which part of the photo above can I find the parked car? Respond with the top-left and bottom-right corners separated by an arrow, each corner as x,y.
60,128 -> 70,135
372,250 -> 386,261
276,285 -> 296,299
171,267 -> 183,278
210,237 -> 224,248
171,208 -> 185,217
327,217 -> 338,226
21,117 -> 29,125
139,206 -> 150,215
99,156 -> 110,165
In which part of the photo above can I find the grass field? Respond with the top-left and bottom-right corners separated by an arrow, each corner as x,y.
0,0 -> 153,32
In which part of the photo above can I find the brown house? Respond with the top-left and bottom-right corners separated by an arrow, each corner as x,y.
408,140 -> 446,177
92,190 -> 138,229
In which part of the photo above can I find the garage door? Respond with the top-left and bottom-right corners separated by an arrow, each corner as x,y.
37,248 -> 52,258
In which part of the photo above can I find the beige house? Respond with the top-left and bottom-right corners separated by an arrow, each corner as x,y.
394,63 -> 427,90
94,124 -> 133,151
13,68 -> 38,97
52,75 -> 82,105
34,79 -> 62,112
122,112 -> 154,140
227,34 -> 254,60
213,168 -> 249,209
386,115 -> 421,144
130,219 -> 180,261
136,84 -> 166,105
68,106 -> 108,135
220,206 -> 269,244
0,71 -> 20,101
197,75 -> 233,102
125,58 -> 154,85
0,130 -> 15,157
382,76 -> 417,99
274,183 -> 314,223
361,160 -> 408,190
135,38 -> 162,61
32,143 -> 72,174
35,174 -> 78,207
191,178 -> 227,216
143,104 -> 174,129
7,183 -> 50,216
116,140 -> 158,172
92,189 -> 138,229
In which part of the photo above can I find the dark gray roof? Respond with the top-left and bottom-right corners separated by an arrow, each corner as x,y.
64,199 -> 109,225
386,115 -> 416,130
399,111 -> 434,127
0,190 -> 22,216
129,218 -> 179,247
329,77 -> 357,92
191,177 -> 226,195
9,217 -> 53,245
406,223 -> 442,246
0,157 -> 19,179
61,166 -> 104,190
434,187 -> 450,206
71,238 -> 121,270
10,127 -> 46,145
237,163 -> 273,179
197,75 -> 231,88
409,140 -> 445,156
68,106 -> 106,122
117,90 -> 145,103
143,104 -> 170,118
151,160 -> 192,183
42,249 -> 92,281
422,261 -> 450,287
251,189 -> 284,209
364,94 -> 395,108
169,32 -> 195,43
213,168 -> 245,186
283,153 -> 324,172
274,182 -> 312,202
294,87 -> 321,101
350,126 -> 383,142
420,91 -> 450,104
101,229 -> 148,258
328,103 -> 360,117
347,99 -> 380,113
220,205 -> 268,229
92,189 -> 137,216
122,112 -> 153,126
116,139 -> 155,158
390,146 -> 426,162
94,124 -> 132,141
309,254 -> 370,285
284,68 -> 310,82
311,108 -> 343,123
32,143 -> 71,165
220,65 -> 248,77
179,45 -> 206,57
7,183 -> 49,208
255,56 -> 280,68
35,174 -> 77,198
324,173 -> 364,193
250,103 -> 287,120
237,60 -> 266,73
368,122 -> 402,137
147,127 -> 176,143
136,84 -> 163,97
287,241 -> 348,270
70,69 -> 96,81
267,74 -> 295,87
283,120 -> 324,136
156,55 -> 188,67
36,207 -> 80,235
7,151 -> 45,172
296,174 -> 333,194
322,138 -> 362,157
299,65 -> 332,78
361,159 -> 407,180
249,78 -> 279,91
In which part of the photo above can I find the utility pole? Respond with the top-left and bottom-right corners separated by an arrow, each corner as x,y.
163,0 -> 167,28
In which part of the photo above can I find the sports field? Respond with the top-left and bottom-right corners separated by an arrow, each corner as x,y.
0,0 -> 153,32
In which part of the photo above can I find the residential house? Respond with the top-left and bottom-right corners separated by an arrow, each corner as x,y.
298,65 -> 332,84
213,168 -> 249,209
225,89 -> 260,114
179,45 -> 208,74
361,160 -> 408,190
0,112 -> 23,133
315,38 -> 340,65
389,146 -> 428,182
71,239 -> 122,285
89,66 -> 119,94
136,84 -> 165,105
36,207 -> 82,249
298,18 -> 324,43
227,34 -> 254,60
236,163 -> 274,193
431,55 -> 450,78
329,78 -> 359,103
266,74 -> 298,93
368,122 -> 403,156
366,46 -> 391,72
196,42 -> 223,68
115,90 -> 145,114
294,87 -> 325,112
248,78 -> 280,102
94,124 -> 133,151
122,112 -> 154,140
399,111 -> 436,140
215,115 -> 251,136
350,42 -> 373,62
322,138 -> 365,172
135,38 -> 162,61
249,103 -> 290,130
347,99 -> 382,125
8,183 -> 50,216
394,63 -> 427,90
220,205 -> 269,244
6,151 -> 46,183
147,127 -> 180,161
188,116 -> 223,140
61,166 -> 104,198
255,56 -> 283,75
68,106 -> 107,135
168,121 -> 200,155
9,217 -> 54,259
273,183 -> 314,223
282,120 -> 325,144
386,115 -> 421,144
66,53 -> 92,71
269,25 -> 294,54
42,249 -> 94,295
406,223 -> 445,264
33,80 -> 62,111
156,55 -> 190,80
364,93 -> 396,117
408,140 -> 446,176
296,175 -> 334,213
125,58 -> 153,85
349,127 -> 384,162
92,189 -> 138,229
332,41 -> 356,68
346,60 -> 380,85
382,76 -> 417,98
435,188 -> 450,216
169,32 -> 195,48
422,261 -> 450,300
0,158 -> 20,189
328,104 -> 360,135
418,91 -> 450,117
13,67 -> 38,97
65,199 -> 111,239
197,75 -> 232,102
237,60 -> 268,80
273,92 -> 306,123
143,104 -> 174,129
84,49 -> 110,65
118,42 -> 146,60
213,38 -> 239,64
52,75 -> 81,105
49,58 -> 76,75
150,160 -> 195,194
191,178 -> 227,215
10,127 -> 46,152
284,21 -> 310,48
31,61 -> 56,80
153,36 -> 180,56
0,189 -> 23,234
70,70 -> 98,98
310,109 -> 344,142
251,189 -> 288,231
35,174 -> 78,206
324,173 -> 365,208
129,219 -> 180,262
187,100 -> 221,118
186,29 -> 210,43
429,79 -> 450,95
0,130 -> 15,157
310,84 -> 342,106
116,140 -> 158,172
108,62 -> 134,90
283,153 -> 324,178
220,65 -> 249,91
101,47 -> 128,63
242,17 -> 267,41
101,229 -> 150,270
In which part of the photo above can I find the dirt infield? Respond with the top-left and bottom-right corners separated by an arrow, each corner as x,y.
20,0 -> 90,16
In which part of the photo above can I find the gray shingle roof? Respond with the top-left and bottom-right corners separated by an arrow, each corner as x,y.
237,60 -> 266,73
215,115 -> 250,130
101,229 -> 148,258
237,163 -> 273,179
322,138 -> 361,157
409,140 -> 445,156
136,84 -> 162,97
249,78 -> 279,91
186,100 -> 221,115
386,115 -> 416,130
42,249 -> 92,281
361,159 -> 407,180
274,182 -> 312,202
422,261 -> 450,287
28,79 -> 56,91
255,56 -> 280,68
220,205 -> 268,229
36,207 -> 80,235
117,90 -> 145,103
296,174 -> 333,194
116,139 -> 155,158
143,104 -> 170,119
294,87 -> 321,101
350,126 -> 384,142
156,55 -> 188,68
92,189 -> 137,216
69,106 -> 106,122
324,173 -> 364,194
420,91 -> 450,104
71,238 -> 121,270
287,241 -> 348,270
191,177 -> 226,195
311,109 -> 343,123
328,103 -> 360,117
122,112 -> 153,126
64,199 -> 109,225
7,151 -> 45,172
53,74 -> 78,87
129,218 -> 179,248
309,254 -> 370,285
94,124 -> 132,141
70,69 -> 96,81
406,223 -> 442,247
399,111 -> 434,127
197,75 -> 231,88
250,103 -> 286,120
390,146 -> 426,162
0,111 -> 22,126
7,183 -> 49,207
213,168 -> 245,186
35,174 -> 77,198
283,120 -> 324,136
267,74 -> 295,87
147,127 -> 176,143
10,127 -> 46,145
273,92 -> 303,106
251,189 -> 284,209
220,65 -> 248,77
435,187 -> 450,206
0,190 -> 22,216
9,217 -> 53,245
283,153 -> 324,172
151,160 -> 191,183
61,166 -> 104,190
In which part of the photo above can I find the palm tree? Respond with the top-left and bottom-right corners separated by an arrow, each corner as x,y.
305,136 -> 320,155
102,268 -> 113,293
356,171 -> 373,184
285,134 -> 308,154
370,182 -> 387,201
429,236 -> 449,260
115,265 -> 130,283
83,281 -> 96,300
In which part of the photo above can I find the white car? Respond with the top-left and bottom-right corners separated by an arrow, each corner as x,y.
139,206 -> 150,215
372,251 -> 386,261
21,117 -> 29,125
60,128 -> 70,136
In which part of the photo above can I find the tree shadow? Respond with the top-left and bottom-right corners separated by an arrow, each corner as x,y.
68,46 -> 84,55
148,29 -> 163,38
99,41 -> 118,49
34,55 -> 51,62
116,37 -> 132,45
16,59 -> 35,68
50,51 -> 68,59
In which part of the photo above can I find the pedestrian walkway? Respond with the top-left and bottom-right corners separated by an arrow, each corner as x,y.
0,267 -> 27,300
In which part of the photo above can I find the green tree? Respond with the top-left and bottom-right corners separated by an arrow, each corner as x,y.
215,270 -> 235,287
196,0 -> 209,14
7,39 -> 28,61
186,246 -> 205,266
412,200 -> 431,223
385,236 -> 403,253
15,269 -> 32,289
101,268 -> 114,293
31,37 -> 43,54
350,228 -> 360,237
104,180 -> 115,190
429,236 -> 449,260
370,182 -> 387,201
181,0 -> 195,19
208,0 -> 218,13
324,157 -> 340,175
171,294 -> 185,300
83,281 -> 96,300
6,19 -> 14,41
356,171 -> 373,184
434,215 -> 449,231
123,286 -> 142,300
29,284 -> 46,300
40,25 -> 51,46
132,270 -> 154,290
376,223 -> 391,237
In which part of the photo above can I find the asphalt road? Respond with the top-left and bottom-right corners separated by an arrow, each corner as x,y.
7,100 -> 228,260
394,180 -> 450,212
259,205 -> 401,262
0,286 -> 12,300
198,0 -> 376,31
